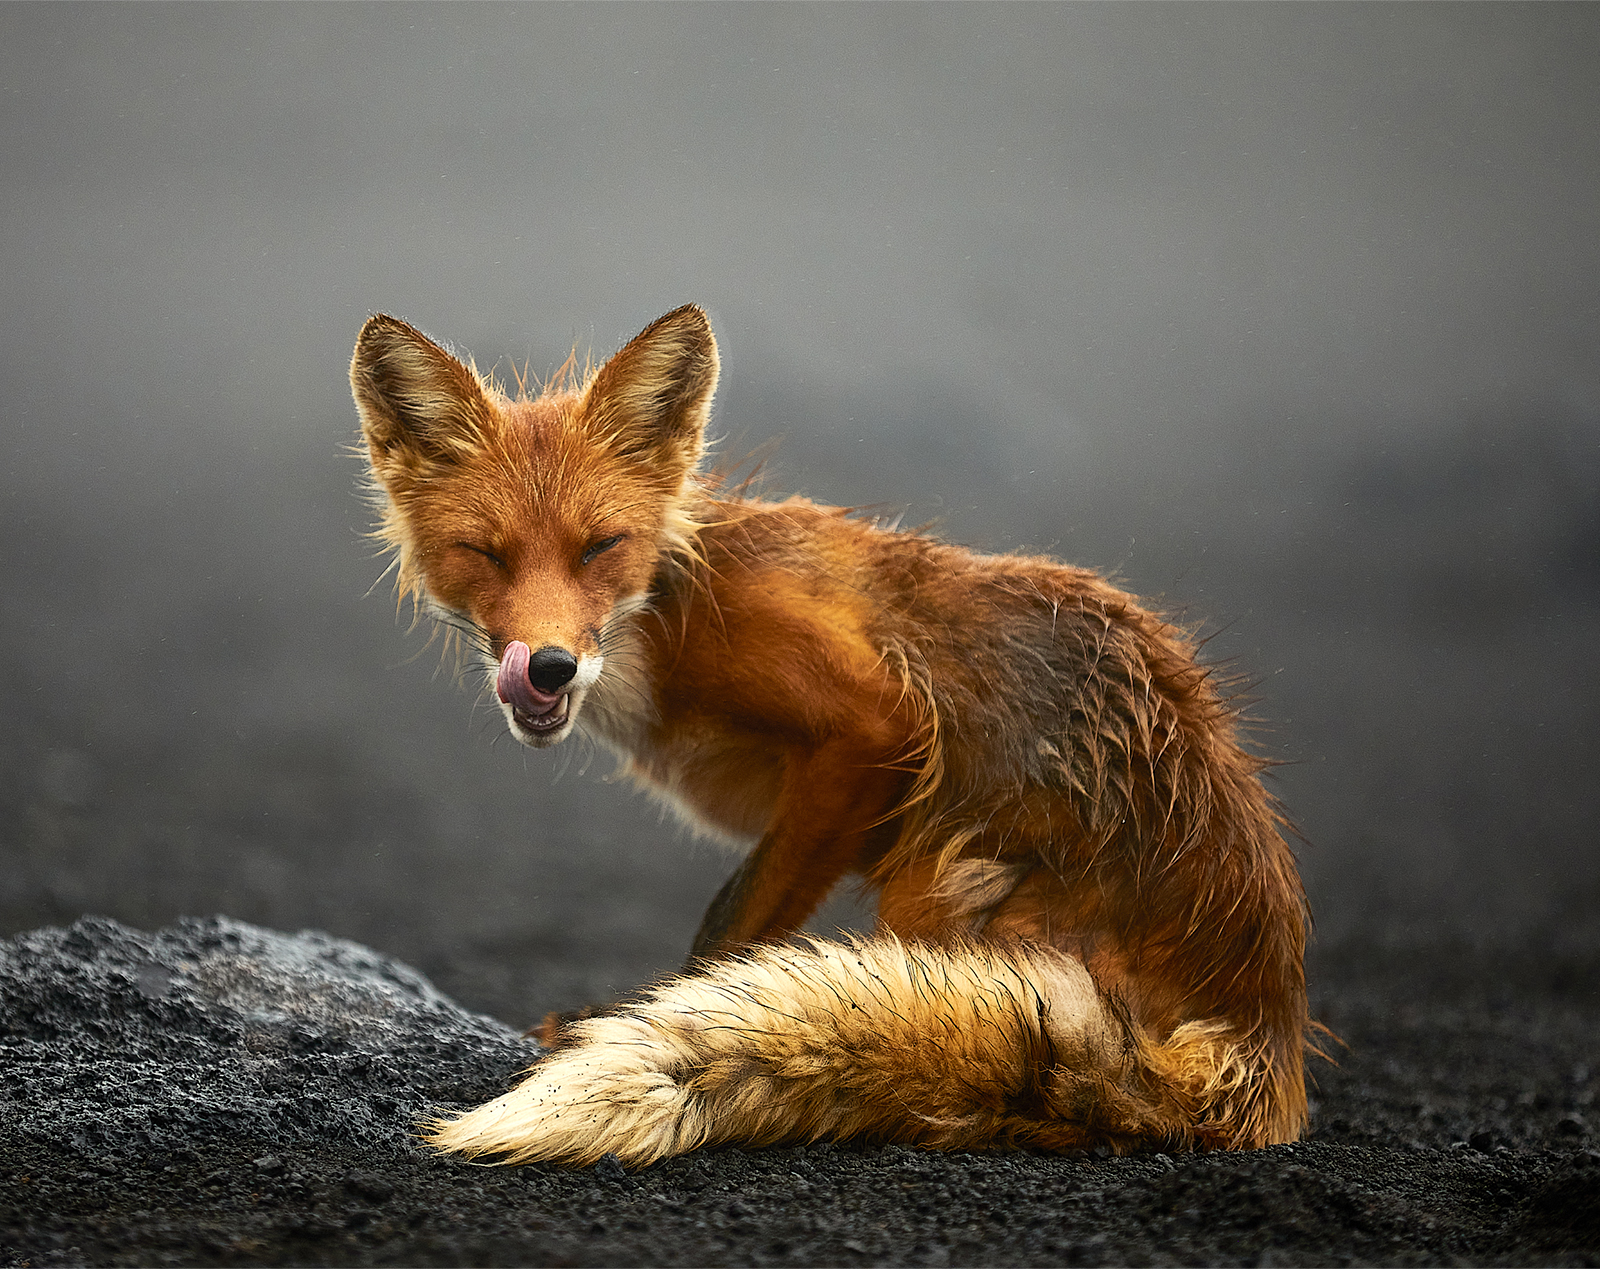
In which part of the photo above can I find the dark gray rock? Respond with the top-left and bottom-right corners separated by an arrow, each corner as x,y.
3,918 -> 1599,1266
0,916 -> 540,1158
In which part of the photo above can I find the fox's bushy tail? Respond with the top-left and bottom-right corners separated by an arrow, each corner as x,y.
424,935 -> 1292,1168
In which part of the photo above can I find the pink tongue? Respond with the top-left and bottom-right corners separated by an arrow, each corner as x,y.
496,641 -> 563,716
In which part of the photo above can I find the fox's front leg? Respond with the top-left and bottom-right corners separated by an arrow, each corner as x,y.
533,763 -> 817,1040
530,741 -> 906,1047
691,835 -> 783,958
690,740 -> 908,960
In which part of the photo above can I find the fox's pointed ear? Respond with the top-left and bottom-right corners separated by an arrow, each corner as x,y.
582,305 -> 719,472
350,314 -> 494,471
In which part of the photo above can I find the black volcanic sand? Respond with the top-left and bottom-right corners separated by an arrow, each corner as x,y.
2,918 -> 1597,1267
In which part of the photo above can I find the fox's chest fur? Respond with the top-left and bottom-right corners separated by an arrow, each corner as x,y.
578,614 -> 789,850
576,498 -> 913,852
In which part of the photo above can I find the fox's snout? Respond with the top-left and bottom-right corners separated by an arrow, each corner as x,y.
524,644 -> 580,692
497,641 -> 576,710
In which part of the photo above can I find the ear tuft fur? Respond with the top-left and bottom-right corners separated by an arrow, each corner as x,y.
581,305 -> 719,472
350,314 -> 495,467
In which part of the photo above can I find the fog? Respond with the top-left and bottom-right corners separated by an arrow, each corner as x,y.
4,4 -> 1597,1018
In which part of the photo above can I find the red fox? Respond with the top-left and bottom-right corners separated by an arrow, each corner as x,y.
350,305 -> 1313,1167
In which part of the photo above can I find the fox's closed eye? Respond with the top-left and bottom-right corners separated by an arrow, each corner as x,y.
457,542 -> 506,569
582,535 -> 624,565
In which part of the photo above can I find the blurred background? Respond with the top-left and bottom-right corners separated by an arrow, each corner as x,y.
3,4 -> 1596,1022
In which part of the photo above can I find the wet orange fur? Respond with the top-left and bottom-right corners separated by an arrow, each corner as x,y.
351,305 -> 1315,1166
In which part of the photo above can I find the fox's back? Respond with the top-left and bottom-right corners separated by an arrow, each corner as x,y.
684,494 -> 1253,814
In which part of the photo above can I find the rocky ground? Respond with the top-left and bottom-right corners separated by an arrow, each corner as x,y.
1,916 -> 1597,1267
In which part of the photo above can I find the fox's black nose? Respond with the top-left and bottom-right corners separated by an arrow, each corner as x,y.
526,646 -> 579,692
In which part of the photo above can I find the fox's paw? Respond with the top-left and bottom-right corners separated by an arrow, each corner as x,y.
424,1014 -> 707,1168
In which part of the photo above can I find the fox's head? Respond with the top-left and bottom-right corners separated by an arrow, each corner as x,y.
351,305 -> 718,748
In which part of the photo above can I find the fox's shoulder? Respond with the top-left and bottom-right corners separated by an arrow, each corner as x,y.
695,492 -> 955,570
690,491 -> 1119,612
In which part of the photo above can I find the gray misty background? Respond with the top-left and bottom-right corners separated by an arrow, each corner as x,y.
4,4 -> 1597,1020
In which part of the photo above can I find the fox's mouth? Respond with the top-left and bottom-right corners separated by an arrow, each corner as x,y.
495,640 -> 589,746
511,696 -> 569,733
